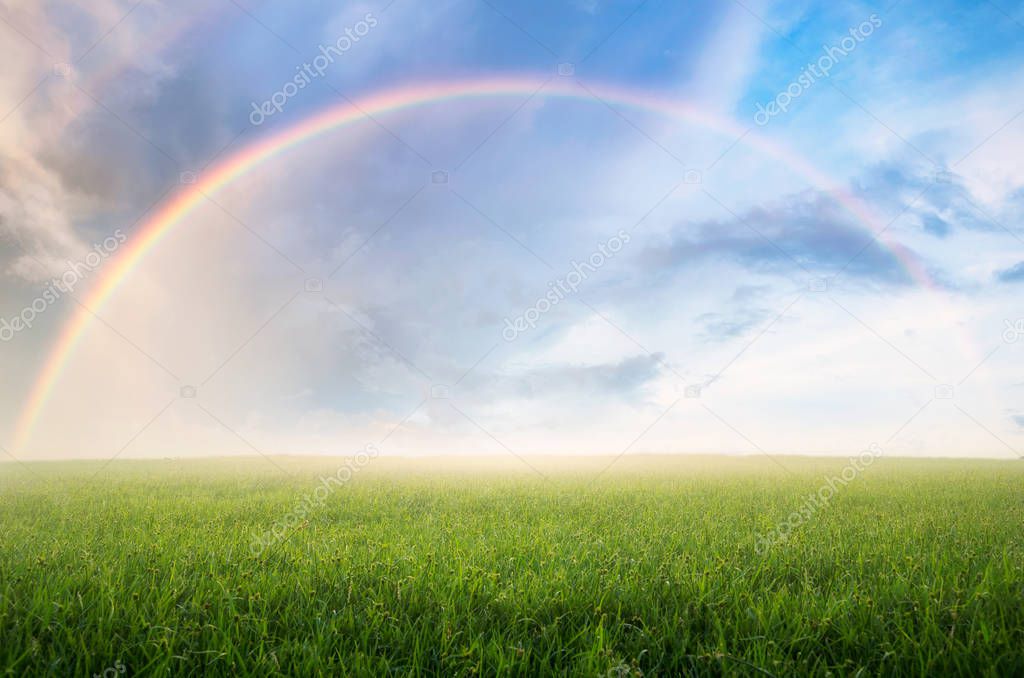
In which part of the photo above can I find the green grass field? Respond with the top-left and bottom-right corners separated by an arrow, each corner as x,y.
1,455 -> 1022,676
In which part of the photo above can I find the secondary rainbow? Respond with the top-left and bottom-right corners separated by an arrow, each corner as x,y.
12,76 -> 937,451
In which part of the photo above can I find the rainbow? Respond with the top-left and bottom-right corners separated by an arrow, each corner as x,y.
12,76 -> 938,451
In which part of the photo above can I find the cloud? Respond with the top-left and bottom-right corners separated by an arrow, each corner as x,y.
920,213 -> 951,238
643,193 -> 916,285
696,309 -> 770,341
694,284 -> 775,341
852,160 -> 995,236
684,0 -> 766,112
996,262 -> 1024,283
0,0 -> 202,280
516,353 -> 665,398
454,352 -> 667,407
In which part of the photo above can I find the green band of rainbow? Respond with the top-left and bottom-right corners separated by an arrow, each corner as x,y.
12,76 -> 936,452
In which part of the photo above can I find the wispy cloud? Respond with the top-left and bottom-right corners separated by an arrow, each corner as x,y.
996,262 -> 1024,283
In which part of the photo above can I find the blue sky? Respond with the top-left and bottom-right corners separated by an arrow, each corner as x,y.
1,0 -> 1023,462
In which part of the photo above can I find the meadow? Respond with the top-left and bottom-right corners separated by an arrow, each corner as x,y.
0,455 -> 1022,676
